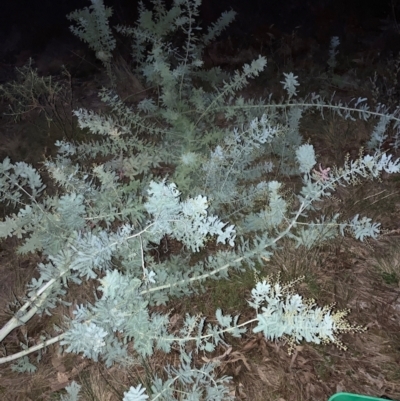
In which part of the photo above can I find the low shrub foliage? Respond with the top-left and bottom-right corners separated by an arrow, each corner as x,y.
1,1 -> 400,400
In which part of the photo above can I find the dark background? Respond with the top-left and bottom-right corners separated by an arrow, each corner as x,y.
0,0 -> 396,68
0,0 -> 400,79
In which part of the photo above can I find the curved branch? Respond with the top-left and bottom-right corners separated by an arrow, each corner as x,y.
0,334 -> 65,364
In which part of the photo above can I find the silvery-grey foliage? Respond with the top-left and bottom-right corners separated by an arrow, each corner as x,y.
1,1 -> 400,401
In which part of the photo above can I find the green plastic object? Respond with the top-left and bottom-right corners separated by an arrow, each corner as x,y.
328,393 -> 388,401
